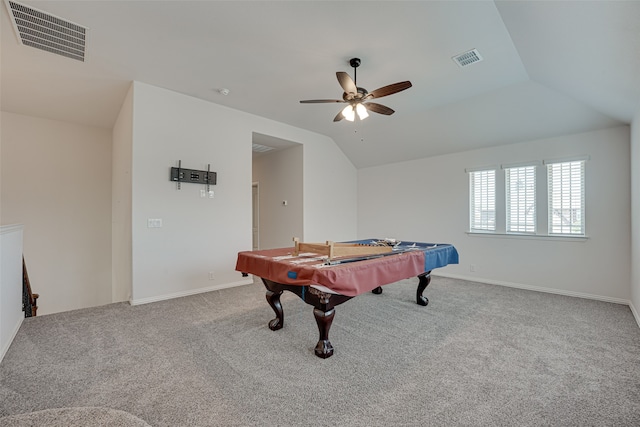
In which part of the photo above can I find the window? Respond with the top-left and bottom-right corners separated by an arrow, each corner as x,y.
547,160 -> 585,235
468,157 -> 587,238
469,169 -> 495,231
505,166 -> 536,233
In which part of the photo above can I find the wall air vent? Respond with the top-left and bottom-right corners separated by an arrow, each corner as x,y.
452,49 -> 483,68
4,0 -> 88,62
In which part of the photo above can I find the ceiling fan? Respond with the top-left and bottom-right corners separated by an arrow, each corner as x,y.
300,58 -> 412,122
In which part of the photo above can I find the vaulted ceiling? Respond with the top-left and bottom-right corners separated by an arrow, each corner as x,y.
2,1 -> 638,168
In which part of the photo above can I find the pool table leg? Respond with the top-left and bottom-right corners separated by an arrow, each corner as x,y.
313,307 -> 335,358
416,271 -> 432,306
265,289 -> 284,330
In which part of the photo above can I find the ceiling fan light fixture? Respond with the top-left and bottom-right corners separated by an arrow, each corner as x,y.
356,103 -> 369,120
342,104 -> 355,121
299,57 -> 411,122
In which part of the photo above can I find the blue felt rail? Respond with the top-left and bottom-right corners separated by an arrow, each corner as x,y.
349,239 -> 459,272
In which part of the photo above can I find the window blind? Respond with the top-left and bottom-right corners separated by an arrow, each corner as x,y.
470,170 -> 495,231
506,166 -> 536,233
547,160 -> 585,235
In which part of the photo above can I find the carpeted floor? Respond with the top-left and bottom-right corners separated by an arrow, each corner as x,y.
1,276 -> 639,426
0,406 -> 151,426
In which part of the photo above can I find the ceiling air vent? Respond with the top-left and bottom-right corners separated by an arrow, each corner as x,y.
452,49 -> 483,68
252,143 -> 275,153
4,0 -> 88,62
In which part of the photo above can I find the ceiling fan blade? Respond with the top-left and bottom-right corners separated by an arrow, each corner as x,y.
367,81 -> 412,99
333,110 -> 345,122
300,99 -> 344,103
337,72 -> 357,95
364,102 -> 395,115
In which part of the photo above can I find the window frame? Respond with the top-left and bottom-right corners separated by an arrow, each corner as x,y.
545,159 -> 586,236
468,168 -> 496,232
467,156 -> 588,239
504,164 -> 537,234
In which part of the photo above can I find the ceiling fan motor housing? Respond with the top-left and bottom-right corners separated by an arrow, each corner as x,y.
342,87 -> 368,102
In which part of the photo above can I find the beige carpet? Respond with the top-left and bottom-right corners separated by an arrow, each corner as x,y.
0,406 -> 151,426
2,277 -> 640,426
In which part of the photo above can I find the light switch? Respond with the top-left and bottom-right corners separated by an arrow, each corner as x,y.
147,218 -> 162,228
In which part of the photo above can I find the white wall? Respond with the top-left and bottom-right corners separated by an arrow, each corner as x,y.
129,82 -> 251,303
128,82 -> 357,304
0,224 -> 23,363
358,126 -> 631,302
631,111 -> 640,324
1,112 -> 113,315
112,84 -> 134,303
302,131 -> 357,243
253,145 -> 304,249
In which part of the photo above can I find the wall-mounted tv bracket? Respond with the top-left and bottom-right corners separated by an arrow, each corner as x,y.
170,160 -> 217,192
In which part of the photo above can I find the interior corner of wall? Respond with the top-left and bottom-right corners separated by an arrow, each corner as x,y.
630,300 -> 640,329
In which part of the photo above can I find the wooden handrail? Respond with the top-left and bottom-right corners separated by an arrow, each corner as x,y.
22,256 -> 38,317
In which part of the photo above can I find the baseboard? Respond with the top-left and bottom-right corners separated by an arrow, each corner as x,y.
129,278 -> 254,306
433,272 -> 630,306
630,301 -> 640,329
0,315 -> 24,364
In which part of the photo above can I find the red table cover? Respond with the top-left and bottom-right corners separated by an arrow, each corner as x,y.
236,247 -> 426,297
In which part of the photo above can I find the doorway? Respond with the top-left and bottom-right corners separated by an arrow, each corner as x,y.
251,132 -> 303,249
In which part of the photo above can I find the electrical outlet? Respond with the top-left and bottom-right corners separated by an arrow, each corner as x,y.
208,271 -> 215,280
470,264 -> 476,272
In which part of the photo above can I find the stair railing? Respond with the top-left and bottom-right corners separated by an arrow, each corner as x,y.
22,257 -> 39,317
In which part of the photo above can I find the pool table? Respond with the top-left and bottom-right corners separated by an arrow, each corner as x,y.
235,239 -> 459,358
